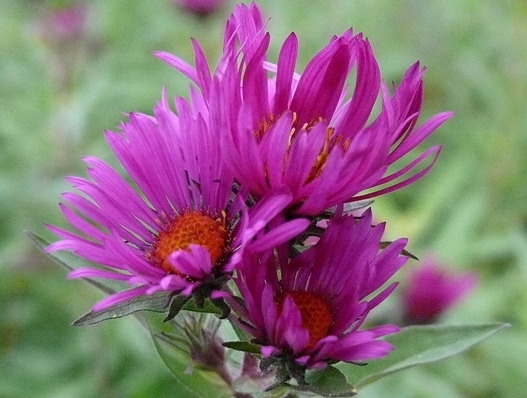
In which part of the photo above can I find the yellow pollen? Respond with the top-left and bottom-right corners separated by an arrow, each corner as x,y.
253,113 -> 277,140
152,211 -> 230,274
277,290 -> 333,347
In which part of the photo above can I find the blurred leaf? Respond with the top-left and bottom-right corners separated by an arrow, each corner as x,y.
151,328 -> 233,398
338,323 -> 509,388
222,341 -> 261,354
287,366 -> 357,397
27,231 -> 116,295
73,291 -> 171,326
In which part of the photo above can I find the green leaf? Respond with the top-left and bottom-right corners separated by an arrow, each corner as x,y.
73,291 -> 171,326
222,341 -> 261,354
151,329 -> 233,398
287,366 -> 357,397
338,323 -> 509,388
27,231 -> 116,295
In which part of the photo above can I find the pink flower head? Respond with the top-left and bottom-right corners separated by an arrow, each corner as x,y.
173,0 -> 227,16
35,4 -> 87,43
232,210 -> 409,369
403,256 -> 478,324
156,2 -> 453,216
46,89 -> 308,311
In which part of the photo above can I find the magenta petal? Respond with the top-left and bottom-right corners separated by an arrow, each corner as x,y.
336,39 -> 381,137
251,218 -> 310,253
290,39 -> 351,125
68,267 -> 131,281
92,286 -> 151,312
154,51 -> 199,85
168,245 -> 214,278
261,346 -> 279,358
274,33 -> 298,114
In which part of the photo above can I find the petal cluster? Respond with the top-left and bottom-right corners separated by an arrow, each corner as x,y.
233,210 -> 409,368
157,2 -> 452,216
47,89 -> 307,311
45,1 -> 453,378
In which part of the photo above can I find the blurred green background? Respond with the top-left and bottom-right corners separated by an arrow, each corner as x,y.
1,0 -> 526,397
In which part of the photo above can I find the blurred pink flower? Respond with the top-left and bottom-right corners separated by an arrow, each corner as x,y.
34,4 -> 87,43
173,0 -> 227,16
403,256 -> 478,324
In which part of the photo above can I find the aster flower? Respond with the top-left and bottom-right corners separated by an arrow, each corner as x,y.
46,89 -> 308,312
403,256 -> 478,324
156,2 -> 452,216
230,209 -> 408,372
34,3 -> 87,43
173,0 -> 228,16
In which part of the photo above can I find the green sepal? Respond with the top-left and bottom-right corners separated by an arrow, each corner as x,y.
380,241 -> 419,260
222,341 -> 262,354
182,297 -> 223,315
164,294 -> 191,322
164,295 -> 225,322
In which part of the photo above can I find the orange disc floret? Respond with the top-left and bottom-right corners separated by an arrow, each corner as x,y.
277,290 -> 333,347
152,211 -> 230,274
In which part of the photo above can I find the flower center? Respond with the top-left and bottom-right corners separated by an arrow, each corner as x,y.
254,113 -> 350,183
151,211 -> 230,274
277,290 -> 333,347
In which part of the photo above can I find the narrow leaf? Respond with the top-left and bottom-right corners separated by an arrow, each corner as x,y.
338,322 -> 509,388
222,341 -> 261,354
73,291 -> 171,326
27,231 -> 116,295
28,232 -> 152,330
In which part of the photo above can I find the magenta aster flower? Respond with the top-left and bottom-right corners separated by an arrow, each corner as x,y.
403,256 -> 478,324
156,2 -> 452,216
173,0 -> 227,16
231,210 -> 408,369
46,90 -> 308,311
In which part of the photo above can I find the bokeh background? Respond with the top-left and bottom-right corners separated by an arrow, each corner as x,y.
1,0 -> 526,397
